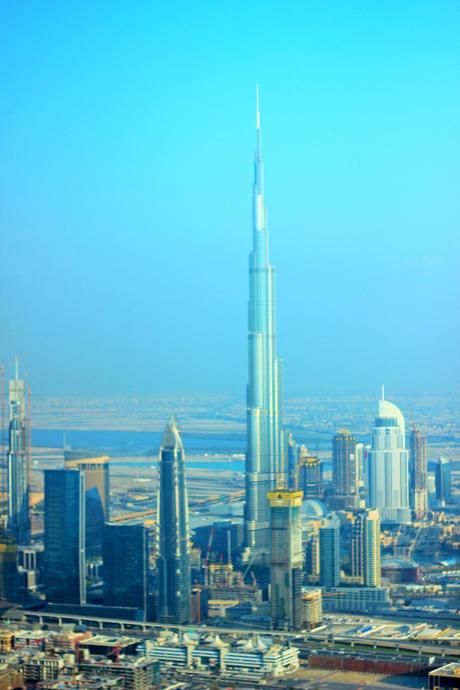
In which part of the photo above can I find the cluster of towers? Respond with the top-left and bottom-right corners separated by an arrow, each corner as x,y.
1,91 -> 453,632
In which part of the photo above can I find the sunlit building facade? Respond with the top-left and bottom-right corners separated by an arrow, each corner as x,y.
367,393 -> 411,525
157,417 -> 190,624
245,89 -> 285,558
351,509 -> 381,587
268,490 -> 303,630
409,428 -> 428,519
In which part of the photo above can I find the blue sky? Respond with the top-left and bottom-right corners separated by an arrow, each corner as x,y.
1,1 -> 459,397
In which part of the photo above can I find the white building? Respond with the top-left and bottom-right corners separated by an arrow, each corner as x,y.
367,391 -> 411,524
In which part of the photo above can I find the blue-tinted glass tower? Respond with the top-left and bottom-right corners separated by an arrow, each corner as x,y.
157,417 -> 190,624
245,88 -> 285,559
44,469 -> 86,604
103,524 -> 149,616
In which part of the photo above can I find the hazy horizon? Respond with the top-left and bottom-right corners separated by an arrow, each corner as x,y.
1,2 -> 459,398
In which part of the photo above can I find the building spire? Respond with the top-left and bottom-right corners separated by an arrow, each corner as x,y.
15,357 -> 19,381
381,384 -> 385,401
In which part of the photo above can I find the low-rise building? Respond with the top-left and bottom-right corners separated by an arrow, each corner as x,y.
321,586 -> 390,612
429,662 -> 460,690
144,632 -> 299,678
79,657 -> 160,690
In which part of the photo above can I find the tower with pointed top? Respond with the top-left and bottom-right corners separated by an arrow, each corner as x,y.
367,391 -> 411,524
156,416 -> 190,624
245,88 -> 285,559
7,361 -> 31,545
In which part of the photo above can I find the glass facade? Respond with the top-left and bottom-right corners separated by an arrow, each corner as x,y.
245,90 -> 285,558
157,418 -> 190,624
103,524 -> 149,615
44,469 -> 86,605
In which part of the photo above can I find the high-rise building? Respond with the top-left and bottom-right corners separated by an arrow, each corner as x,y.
0,532 -> 18,600
103,524 -> 149,616
354,443 -> 365,489
44,469 -> 86,604
268,490 -> 303,630
351,509 -> 381,587
367,391 -> 411,525
298,449 -> 323,499
409,428 -> 428,519
302,588 -> 323,629
319,514 -> 340,589
286,433 -> 298,489
305,529 -> 320,583
7,363 -> 30,545
157,417 -> 190,624
331,430 -> 358,510
435,457 -> 452,505
245,88 -> 285,559
64,455 -> 110,558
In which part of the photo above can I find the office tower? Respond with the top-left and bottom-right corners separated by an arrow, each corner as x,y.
6,363 -> 30,545
65,455 -> 110,559
351,509 -> 381,587
245,88 -> 285,559
302,588 -> 323,629
103,524 -> 149,616
305,530 -> 320,582
435,457 -> 452,505
354,443 -> 365,488
0,532 -> 18,600
286,433 -> 298,489
298,448 -> 323,499
268,490 -> 303,630
157,417 -> 190,624
367,391 -> 411,524
44,469 -> 86,605
332,430 -> 358,509
319,514 -> 340,589
409,428 -> 428,519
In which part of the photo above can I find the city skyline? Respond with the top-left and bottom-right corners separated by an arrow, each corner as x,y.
1,2 -> 459,398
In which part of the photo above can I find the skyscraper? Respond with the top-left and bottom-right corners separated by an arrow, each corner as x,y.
65,455 -> 110,558
351,509 -> 381,587
409,428 -> 428,519
435,456 -> 452,505
7,362 -> 30,545
103,524 -> 149,616
268,490 -> 303,630
44,469 -> 86,605
332,430 -> 358,510
245,88 -> 285,558
367,391 -> 411,525
157,417 -> 190,624
298,449 -> 323,499
319,514 -> 341,589
286,433 -> 298,489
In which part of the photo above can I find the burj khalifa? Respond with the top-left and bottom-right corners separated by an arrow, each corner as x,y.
245,88 -> 285,558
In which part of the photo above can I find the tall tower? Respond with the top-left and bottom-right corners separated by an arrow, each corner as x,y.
319,514 -> 340,589
367,390 -> 411,524
409,428 -> 428,519
44,469 -> 86,605
245,87 -> 285,558
157,417 -> 190,624
298,448 -> 323,499
64,454 -> 110,559
103,524 -> 149,617
351,509 -> 381,587
7,361 -> 30,545
332,430 -> 358,510
268,490 -> 303,630
435,456 -> 452,505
